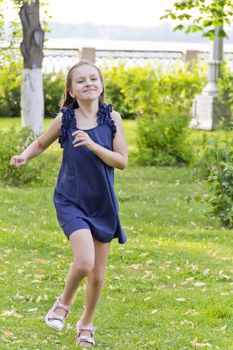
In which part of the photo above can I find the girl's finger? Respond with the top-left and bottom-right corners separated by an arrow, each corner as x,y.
74,141 -> 85,147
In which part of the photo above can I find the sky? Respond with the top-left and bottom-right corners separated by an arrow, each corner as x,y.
47,0 -> 176,27
4,0 -> 176,27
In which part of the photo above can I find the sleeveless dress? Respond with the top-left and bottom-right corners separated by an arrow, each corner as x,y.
53,102 -> 127,244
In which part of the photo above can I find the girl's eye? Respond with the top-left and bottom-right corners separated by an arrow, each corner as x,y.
91,78 -> 97,81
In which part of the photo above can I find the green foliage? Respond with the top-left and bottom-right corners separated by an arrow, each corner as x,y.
215,62 -> 233,129
137,108 -> 193,166
0,126 -> 59,186
103,62 -> 135,119
198,138 -> 233,228
0,70 -> 65,117
161,0 -> 233,39
43,71 -> 65,117
103,61 -> 205,165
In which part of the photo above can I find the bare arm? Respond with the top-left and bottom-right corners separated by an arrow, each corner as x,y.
72,111 -> 128,170
10,114 -> 62,168
93,111 -> 128,169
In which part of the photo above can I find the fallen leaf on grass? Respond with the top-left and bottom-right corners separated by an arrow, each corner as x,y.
191,338 -> 211,348
142,270 -> 153,279
146,259 -> 153,265
176,298 -> 186,302
194,282 -> 206,287
151,309 -> 158,314
2,331 -> 13,338
185,309 -> 199,316
27,308 -> 38,312
36,258 -> 50,264
218,270 -> 231,280
157,284 -> 167,290
190,264 -> 199,270
140,252 -> 149,257
36,296 -> 42,303
129,264 -> 142,270
0,310 -> 23,318
181,319 -> 195,328
217,325 -> 227,332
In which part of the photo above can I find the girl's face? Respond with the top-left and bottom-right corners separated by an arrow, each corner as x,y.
69,64 -> 103,102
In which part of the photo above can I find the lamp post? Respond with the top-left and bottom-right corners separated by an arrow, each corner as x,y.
190,26 -> 223,130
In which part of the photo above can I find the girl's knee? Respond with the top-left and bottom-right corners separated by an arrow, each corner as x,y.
89,271 -> 105,286
72,259 -> 94,276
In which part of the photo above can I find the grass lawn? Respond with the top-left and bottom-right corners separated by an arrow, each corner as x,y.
0,118 -> 233,349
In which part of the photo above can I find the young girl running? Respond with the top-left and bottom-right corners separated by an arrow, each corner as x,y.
10,60 -> 128,347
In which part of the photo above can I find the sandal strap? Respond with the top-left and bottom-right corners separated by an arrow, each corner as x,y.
54,300 -> 71,313
47,311 -> 65,322
77,335 -> 95,345
78,325 -> 95,332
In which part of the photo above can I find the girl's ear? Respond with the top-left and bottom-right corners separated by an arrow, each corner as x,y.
69,90 -> 74,98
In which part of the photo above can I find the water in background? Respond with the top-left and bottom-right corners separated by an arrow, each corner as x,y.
45,38 -> 233,52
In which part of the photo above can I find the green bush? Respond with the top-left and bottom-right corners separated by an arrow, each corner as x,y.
0,68 -> 65,117
104,61 -> 205,165
215,62 -> 233,129
0,52 -> 22,117
103,62 -> 135,119
198,138 -> 233,228
137,108 -> 193,166
0,127 -> 59,187
43,71 -> 65,117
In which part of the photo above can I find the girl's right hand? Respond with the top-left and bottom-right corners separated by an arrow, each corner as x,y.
10,155 -> 27,168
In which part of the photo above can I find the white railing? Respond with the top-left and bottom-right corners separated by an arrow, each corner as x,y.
43,47 -> 233,73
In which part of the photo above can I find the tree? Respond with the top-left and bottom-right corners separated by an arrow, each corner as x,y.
161,0 -> 233,40
18,0 -> 44,134
1,0 -> 44,133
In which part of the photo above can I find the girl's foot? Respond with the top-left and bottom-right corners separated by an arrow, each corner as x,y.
45,295 -> 72,331
76,320 -> 96,347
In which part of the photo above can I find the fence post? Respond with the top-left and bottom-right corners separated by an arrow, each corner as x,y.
81,47 -> 96,63
183,50 -> 198,68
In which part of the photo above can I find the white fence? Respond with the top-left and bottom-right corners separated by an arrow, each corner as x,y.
42,47 -> 233,73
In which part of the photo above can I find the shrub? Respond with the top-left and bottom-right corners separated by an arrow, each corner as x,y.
0,52 -> 22,117
137,108 -> 193,166
198,138 -> 233,228
215,62 -> 233,129
103,62 -> 135,119
0,127 -> 60,187
43,71 -> 65,117
0,69 -> 65,118
111,61 -> 205,165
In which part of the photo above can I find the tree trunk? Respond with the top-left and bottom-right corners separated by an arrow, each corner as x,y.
19,0 -> 44,134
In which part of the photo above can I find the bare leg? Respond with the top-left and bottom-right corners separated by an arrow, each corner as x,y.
55,229 -> 95,317
79,239 -> 110,326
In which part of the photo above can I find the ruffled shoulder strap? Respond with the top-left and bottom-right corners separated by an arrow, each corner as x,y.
58,104 -> 75,148
97,103 -> 117,138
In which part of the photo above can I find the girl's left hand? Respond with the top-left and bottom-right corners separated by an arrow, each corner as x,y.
72,130 -> 97,151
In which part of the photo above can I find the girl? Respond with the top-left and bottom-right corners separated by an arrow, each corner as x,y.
10,60 -> 128,347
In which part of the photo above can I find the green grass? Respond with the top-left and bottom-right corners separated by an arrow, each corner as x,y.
0,118 -> 233,349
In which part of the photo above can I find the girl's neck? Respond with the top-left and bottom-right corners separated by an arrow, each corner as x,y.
76,100 -> 99,119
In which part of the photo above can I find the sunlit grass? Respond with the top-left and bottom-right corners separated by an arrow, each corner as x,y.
0,118 -> 233,349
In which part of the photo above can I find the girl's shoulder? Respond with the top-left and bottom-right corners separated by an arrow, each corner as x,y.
111,110 -> 122,124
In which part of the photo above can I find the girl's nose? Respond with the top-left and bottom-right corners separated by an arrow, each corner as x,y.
85,79 -> 92,86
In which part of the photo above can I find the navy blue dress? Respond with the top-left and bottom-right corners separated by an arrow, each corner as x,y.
53,103 -> 127,244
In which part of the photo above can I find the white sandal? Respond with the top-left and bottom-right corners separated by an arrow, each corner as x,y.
45,295 -> 71,331
76,321 -> 96,347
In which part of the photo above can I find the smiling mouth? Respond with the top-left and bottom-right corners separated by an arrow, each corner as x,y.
84,90 -> 96,92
